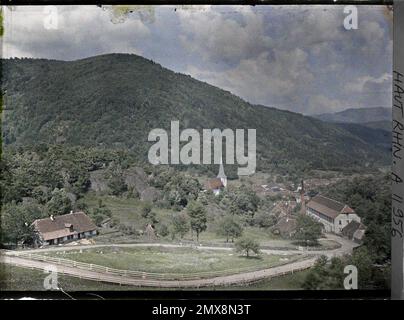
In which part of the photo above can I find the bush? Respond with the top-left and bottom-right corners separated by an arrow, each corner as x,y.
302,247 -> 389,290
148,211 -> 159,224
253,211 -> 277,228
126,186 -> 139,199
141,202 -> 152,218
110,217 -> 120,228
93,214 -> 104,227
158,224 -> 170,237
75,200 -> 88,211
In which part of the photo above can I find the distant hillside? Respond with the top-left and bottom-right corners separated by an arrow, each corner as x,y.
1,54 -> 390,173
314,107 -> 391,124
334,123 -> 391,153
361,120 -> 391,131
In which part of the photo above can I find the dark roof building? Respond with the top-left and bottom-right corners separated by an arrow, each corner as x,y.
307,195 -> 355,219
342,220 -> 366,243
32,212 -> 97,246
272,216 -> 297,238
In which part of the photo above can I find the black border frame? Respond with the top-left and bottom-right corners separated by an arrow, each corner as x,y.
0,0 -> 396,300
0,1 -> 395,6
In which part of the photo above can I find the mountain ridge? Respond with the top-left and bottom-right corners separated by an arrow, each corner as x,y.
1,53 -> 390,173
313,107 -> 391,124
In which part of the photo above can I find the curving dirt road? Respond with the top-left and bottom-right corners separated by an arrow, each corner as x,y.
0,234 -> 358,288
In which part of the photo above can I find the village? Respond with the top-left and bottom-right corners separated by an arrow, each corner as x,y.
0,161 -> 372,291
26,160 -> 366,249
0,3 -> 394,297
29,183 -> 365,249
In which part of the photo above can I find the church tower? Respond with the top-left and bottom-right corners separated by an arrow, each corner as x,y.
300,179 -> 306,215
217,157 -> 227,188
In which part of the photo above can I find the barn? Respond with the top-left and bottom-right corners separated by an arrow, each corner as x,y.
305,195 -> 361,234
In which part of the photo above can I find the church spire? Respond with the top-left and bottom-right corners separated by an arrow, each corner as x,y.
300,179 -> 306,215
217,157 -> 227,188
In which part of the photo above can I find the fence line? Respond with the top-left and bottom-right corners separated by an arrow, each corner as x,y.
3,255 -> 316,288
8,251 -> 309,282
4,260 -> 315,288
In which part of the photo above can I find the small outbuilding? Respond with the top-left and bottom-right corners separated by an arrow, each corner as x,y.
341,220 -> 366,243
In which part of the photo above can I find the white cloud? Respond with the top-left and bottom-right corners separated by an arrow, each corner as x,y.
3,6 -> 150,60
186,48 -> 314,111
177,6 -> 272,64
345,73 -> 392,93
2,5 -> 392,114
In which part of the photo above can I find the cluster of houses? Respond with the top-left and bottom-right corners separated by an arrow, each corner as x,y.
32,170 -> 365,247
276,179 -> 366,243
203,168 -> 366,243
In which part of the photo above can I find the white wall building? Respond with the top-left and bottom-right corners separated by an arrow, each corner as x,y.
306,195 -> 361,234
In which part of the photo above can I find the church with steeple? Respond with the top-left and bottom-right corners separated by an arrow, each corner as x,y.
217,158 -> 227,188
204,158 -> 227,195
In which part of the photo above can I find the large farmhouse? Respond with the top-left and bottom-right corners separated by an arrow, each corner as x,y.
32,211 -> 97,246
306,195 -> 361,234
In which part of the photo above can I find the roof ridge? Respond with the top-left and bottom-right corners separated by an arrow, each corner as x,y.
315,194 -> 345,206
33,211 -> 86,222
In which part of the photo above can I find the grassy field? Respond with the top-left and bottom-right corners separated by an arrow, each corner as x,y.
0,263 -> 309,291
0,263 -> 127,291
221,269 -> 310,290
42,246 -> 300,276
83,194 -> 152,226
83,194 -> 340,251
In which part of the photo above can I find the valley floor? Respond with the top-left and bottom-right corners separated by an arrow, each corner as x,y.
0,234 -> 357,290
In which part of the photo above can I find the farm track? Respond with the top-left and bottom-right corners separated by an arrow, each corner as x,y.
0,234 -> 357,288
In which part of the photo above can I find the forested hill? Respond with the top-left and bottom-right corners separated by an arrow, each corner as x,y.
1,54 -> 390,173
314,107 -> 391,124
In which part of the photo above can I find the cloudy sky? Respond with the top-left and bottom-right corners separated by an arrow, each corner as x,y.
2,5 -> 393,115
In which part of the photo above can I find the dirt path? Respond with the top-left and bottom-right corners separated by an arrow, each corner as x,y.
0,234 -> 358,288
5,234 -> 357,257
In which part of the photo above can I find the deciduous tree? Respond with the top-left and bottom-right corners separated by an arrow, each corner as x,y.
293,214 -> 322,246
187,201 -> 207,242
216,216 -> 243,242
234,236 -> 260,257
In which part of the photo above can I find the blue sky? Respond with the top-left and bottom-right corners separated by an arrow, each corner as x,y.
2,5 -> 393,115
